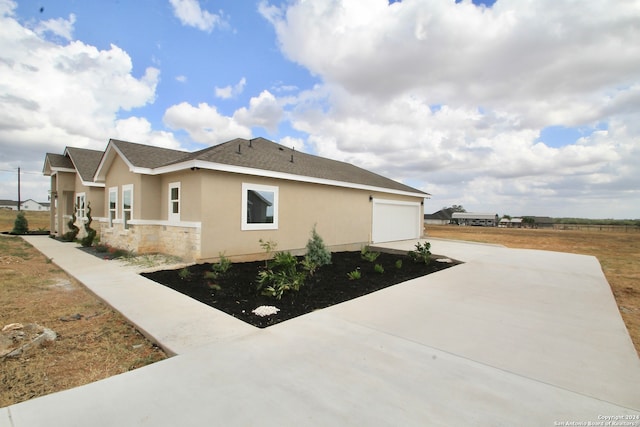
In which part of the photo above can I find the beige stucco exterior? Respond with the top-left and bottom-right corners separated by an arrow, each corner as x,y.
48,171 -> 105,238
50,146 -> 425,263
196,170 -> 423,262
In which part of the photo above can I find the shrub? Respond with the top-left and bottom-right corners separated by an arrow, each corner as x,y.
374,263 -> 384,274
12,211 -> 29,234
257,251 -> 306,300
395,259 -> 403,269
95,243 -> 109,253
304,225 -> 331,275
62,207 -> 79,242
178,267 -> 191,280
360,246 -> 380,263
258,238 -> 278,267
80,202 -> 97,247
207,252 -> 232,279
408,241 -> 431,265
347,269 -> 361,280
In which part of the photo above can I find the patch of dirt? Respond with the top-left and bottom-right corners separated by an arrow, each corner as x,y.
143,251 -> 461,328
0,235 -> 167,408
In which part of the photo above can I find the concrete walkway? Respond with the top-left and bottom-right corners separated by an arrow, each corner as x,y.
2,236 -> 639,426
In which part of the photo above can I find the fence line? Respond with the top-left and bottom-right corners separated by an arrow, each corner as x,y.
552,224 -> 639,232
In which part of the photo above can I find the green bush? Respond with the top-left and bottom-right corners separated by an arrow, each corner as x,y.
62,208 -> 79,242
258,238 -> 278,267
360,246 -> 380,262
80,202 -> 97,247
304,225 -> 331,275
257,251 -> 306,299
408,241 -> 431,265
12,211 -> 29,234
207,252 -> 232,280
178,267 -> 191,280
374,263 -> 384,274
347,269 -> 361,280
395,259 -> 403,269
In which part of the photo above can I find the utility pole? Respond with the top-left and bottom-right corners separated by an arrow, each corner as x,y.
17,167 -> 21,211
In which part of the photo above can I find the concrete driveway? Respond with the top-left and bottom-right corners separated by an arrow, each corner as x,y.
2,236 -> 639,426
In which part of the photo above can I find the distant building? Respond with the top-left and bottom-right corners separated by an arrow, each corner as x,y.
21,199 -> 50,211
499,216 -> 555,228
499,217 -> 523,228
0,200 -> 18,210
529,216 -> 554,228
424,208 -> 455,225
0,199 -> 50,211
451,212 -> 498,227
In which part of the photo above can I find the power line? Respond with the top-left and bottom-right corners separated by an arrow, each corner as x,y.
0,169 -> 43,175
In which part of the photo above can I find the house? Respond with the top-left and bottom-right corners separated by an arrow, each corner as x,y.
424,208 -> 454,225
499,217 -> 523,228
20,199 -> 50,211
0,200 -> 18,210
44,137 -> 429,262
499,216 -> 555,229
43,147 -> 105,235
451,212 -> 498,227
0,199 -> 49,211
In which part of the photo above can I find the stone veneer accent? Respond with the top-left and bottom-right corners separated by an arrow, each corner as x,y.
98,220 -> 201,261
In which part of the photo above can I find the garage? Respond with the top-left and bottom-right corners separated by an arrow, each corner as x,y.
371,199 -> 422,243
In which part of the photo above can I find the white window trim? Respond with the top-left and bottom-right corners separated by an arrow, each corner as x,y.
168,182 -> 180,223
241,183 -> 278,231
108,187 -> 117,227
122,184 -> 133,229
75,193 -> 86,221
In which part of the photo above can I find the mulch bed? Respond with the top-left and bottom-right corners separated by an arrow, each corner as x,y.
142,251 -> 461,328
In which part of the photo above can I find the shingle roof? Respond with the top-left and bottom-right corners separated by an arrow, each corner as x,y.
172,137 -> 427,195
67,137 -> 428,196
424,208 -> 454,220
110,139 -> 189,169
44,153 -> 73,170
65,147 -> 104,182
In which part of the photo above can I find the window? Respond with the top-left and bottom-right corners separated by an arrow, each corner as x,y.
122,185 -> 133,229
168,182 -> 180,222
241,183 -> 278,230
75,193 -> 86,220
108,187 -> 117,227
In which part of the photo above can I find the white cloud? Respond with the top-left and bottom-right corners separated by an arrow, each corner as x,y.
278,136 -> 306,152
164,90 -> 284,143
169,0 -> 226,33
176,75 -> 187,83
113,117 -> 182,149
260,0 -> 640,218
0,3 -> 164,201
234,90 -> 283,133
163,102 -> 252,144
215,77 -> 246,99
34,13 -> 76,41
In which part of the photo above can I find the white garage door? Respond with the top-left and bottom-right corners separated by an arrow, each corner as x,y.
372,199 -> 422,243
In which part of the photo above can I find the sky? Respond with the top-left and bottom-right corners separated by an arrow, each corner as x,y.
1,0 -> 639,219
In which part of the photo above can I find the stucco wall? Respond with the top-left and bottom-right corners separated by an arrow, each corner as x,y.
95,155 -> 423,262
197,170 -> 422,262
159,170 -> 201,222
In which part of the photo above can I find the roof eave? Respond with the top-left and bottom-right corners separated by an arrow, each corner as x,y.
153,159 -> 430,199
93,141 -> 143,182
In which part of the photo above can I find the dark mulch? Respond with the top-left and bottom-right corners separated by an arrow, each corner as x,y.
142,251 -> 461,328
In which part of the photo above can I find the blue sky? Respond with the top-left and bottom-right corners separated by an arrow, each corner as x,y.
1,0 -> 639,219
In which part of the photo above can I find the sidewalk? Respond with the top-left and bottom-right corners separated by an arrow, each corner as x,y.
19,236 -> 257,355
2,236 -> 639,426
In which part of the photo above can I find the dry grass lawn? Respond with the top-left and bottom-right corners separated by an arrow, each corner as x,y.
1,211 -> 166,407
426,224 -> 640,356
